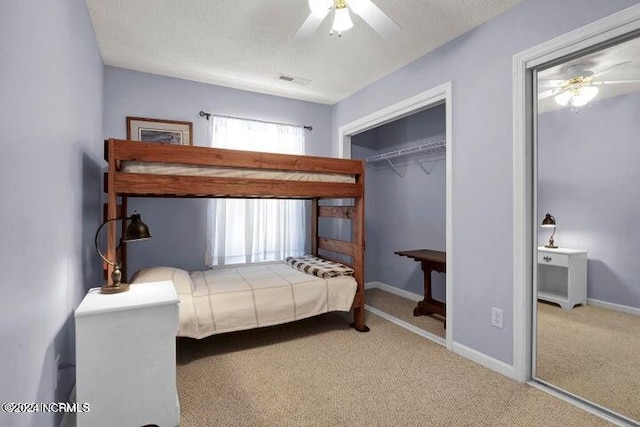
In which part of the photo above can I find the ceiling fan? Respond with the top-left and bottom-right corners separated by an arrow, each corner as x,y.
294,0 -> 399,39
538,62 -> 640,109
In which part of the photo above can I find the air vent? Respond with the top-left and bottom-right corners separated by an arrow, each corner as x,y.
278,74 -> 311,85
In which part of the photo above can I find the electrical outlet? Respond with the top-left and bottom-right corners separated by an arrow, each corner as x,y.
491,307 -> 504,329
54,354 -> 60,390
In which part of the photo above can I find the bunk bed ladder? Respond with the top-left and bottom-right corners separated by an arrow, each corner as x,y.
313,198 -> 369,332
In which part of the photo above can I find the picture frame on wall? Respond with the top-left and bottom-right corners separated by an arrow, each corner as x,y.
126,116 -> 193,145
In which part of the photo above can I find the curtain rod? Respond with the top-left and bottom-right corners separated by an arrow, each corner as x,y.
198,111 -> 312,131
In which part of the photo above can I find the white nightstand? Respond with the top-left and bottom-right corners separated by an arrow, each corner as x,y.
75,281 -> 180,427
537,246 -> 588,310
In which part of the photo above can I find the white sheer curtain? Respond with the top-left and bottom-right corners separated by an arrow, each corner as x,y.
205,116 -> 306,266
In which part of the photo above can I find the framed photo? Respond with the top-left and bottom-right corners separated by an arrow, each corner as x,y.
126,117 -> 193,145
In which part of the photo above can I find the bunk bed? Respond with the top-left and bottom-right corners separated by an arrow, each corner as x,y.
103,138 -> 369,335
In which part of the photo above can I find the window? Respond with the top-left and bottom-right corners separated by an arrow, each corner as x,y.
205,116 -> 306,266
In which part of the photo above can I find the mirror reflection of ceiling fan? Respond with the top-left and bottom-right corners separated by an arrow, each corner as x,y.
539,62 -> 640,109
294,0 -> 399,40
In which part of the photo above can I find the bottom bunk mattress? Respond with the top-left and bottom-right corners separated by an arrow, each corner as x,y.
131,261 -> 357,339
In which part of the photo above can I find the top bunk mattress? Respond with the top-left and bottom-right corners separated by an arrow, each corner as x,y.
122,161 -> 355,183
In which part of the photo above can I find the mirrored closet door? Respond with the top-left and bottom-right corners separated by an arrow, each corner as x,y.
534,34 -> 640,424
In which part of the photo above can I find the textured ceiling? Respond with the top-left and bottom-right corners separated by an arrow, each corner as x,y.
538,36 -> 640,113
86,0 -> 523,104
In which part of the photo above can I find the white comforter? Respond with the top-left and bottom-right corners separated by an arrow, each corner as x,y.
132,263 -> 357,339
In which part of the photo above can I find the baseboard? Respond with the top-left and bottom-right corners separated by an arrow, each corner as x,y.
364,281 -> 379,290
451,342 -> 516,380
364,304 -> 445,346
365,281 -> 422,302
588,298 -> 640,317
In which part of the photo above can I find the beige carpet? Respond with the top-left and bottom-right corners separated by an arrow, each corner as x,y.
537,302 -> 640,422
176,311 -> 612,427
365,287 -> 446,339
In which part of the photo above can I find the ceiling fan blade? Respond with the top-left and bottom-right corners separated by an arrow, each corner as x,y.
347,0 -> 399,38
592,61 -> 632,78
593,79 -> 640,84
538,79 -> 566,87
538,89 -> 557,100
294,12 -> 327,40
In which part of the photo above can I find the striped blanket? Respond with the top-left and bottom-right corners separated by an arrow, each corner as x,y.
285,255 -> 354,278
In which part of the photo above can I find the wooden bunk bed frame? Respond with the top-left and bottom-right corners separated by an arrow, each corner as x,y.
103,138 -> 369,332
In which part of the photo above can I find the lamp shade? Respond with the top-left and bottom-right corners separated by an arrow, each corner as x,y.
541,213 -> 556,227
332,6 -> 354,32
554,90 -> 572,106
123,213 -> 152,242
571,85 -> 598,107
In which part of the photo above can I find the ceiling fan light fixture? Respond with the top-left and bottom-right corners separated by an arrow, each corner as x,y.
309,0 -> 332,18
296,0 -> 398,40
554,85 -> 599,107
332,6 -> 354,33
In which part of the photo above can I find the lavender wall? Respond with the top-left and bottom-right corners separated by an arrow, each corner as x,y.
332,0 -> 640,365
103,67 -> 332,274
538,91 -> 640,308
351,105 -> 446,299
0,1 -> 104,426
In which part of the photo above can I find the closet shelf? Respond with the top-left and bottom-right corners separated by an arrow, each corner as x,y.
365,139 -> 446,177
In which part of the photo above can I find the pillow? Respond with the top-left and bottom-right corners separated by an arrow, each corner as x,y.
130,266 -> 194,294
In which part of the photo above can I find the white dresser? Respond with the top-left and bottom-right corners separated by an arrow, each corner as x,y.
75,281 -> 180,427
537,246 -> 588,310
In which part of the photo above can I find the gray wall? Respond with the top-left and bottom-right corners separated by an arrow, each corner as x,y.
538,91 -> 640,308
332,0 -> 640,365
103,67 -> 333,274
351,105 -> 446,299
0,1 -> 104,426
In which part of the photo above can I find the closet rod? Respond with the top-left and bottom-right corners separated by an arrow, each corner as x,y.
198,111 -> 312,131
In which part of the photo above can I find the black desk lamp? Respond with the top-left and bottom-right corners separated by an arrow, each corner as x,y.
95,212 -> 151,294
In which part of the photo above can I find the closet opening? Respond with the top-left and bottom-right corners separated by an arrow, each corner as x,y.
338,82 -> 452,348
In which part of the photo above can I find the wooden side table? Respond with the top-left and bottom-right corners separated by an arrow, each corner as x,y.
395,249 -> 446,326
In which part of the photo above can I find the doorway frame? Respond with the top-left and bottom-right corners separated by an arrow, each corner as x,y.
337,81 -> 453,350
513,3 -> 640,385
